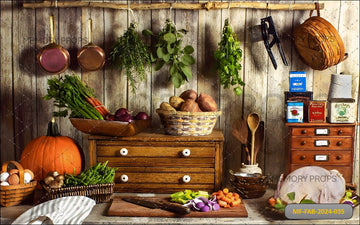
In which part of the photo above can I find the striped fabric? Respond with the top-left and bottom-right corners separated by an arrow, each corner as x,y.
12,196 -> 96,225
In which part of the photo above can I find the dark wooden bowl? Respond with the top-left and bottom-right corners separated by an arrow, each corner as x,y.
230,172 -> 270,199
70,118 -> 151,137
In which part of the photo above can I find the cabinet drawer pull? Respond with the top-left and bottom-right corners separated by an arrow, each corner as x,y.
120,148 -> 128,156
182,149 -> 191,157
336,155 -> 342,160
182,175 -> 191,183
301,130 -> 307,134
338,130 -> 343,135
300,155 -> 306,160
301,141 -> 306,145
336,141 -> 343,146
121,174 -> 129,182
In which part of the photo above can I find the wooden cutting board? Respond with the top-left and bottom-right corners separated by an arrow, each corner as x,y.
107,197 -> 248,217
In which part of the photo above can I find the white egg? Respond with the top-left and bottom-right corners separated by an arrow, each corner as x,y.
24,172 -> 32,184
1,181 -> 9,186
0,172 -> 9,182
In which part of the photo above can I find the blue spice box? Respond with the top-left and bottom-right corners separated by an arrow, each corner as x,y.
290,71 -> 306,92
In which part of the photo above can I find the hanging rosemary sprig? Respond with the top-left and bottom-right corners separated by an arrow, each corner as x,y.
110,23 -> 153,93
214,18 -> 244,96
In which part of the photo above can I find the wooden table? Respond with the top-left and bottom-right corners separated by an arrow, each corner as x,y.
88,129 -> 224,193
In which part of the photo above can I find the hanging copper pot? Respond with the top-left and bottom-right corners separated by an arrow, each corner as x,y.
37,15 -> 70,74
77,18 -> 105,71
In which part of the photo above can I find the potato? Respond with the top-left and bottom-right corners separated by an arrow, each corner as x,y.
180,99 -> 202,113
160,102 -> 176,112
179,89 -> 197,101
169,96 -> 185,110
196,93 -> 218,112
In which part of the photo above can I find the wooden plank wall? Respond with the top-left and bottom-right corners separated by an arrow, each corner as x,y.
1,0 -> 359,187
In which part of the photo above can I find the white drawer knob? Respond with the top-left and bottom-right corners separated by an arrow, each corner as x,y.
182,149 -> 191,157
120,148 -> 128,156
121,174 -> 128,182
182,175 -> 191,183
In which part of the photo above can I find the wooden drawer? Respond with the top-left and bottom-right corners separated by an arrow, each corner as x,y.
89,129 -> 224,193
291,150 -> 352,165
290,137 -> 353,149
96,145 -> 215,158
290,165 -> 352,183
291,126 -> 354,137
99,157 -> 214,167
112,167 -> 215,193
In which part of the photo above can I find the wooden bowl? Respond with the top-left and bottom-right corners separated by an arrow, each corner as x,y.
229,172 -> 271,199
70,118 -> 151,137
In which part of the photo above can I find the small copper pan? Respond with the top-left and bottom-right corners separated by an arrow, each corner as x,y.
37,15 -> 70,74
77,18 -> 105,71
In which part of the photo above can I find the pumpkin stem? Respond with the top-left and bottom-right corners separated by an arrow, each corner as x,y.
47,118 -> 61,137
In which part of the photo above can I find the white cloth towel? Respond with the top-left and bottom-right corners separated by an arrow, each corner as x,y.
12,196 -> 96,225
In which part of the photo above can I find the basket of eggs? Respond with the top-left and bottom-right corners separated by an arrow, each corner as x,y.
0,161 -> 36,207
156,89 -> 221,136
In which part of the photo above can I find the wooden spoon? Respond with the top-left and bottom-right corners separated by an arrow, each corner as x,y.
232,118 -> 250,163
247,113 -> 260,165
253,121 -> 264,165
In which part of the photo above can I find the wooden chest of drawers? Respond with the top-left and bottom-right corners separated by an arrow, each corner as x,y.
88,129 -> 224,193
286,123 -> 355,184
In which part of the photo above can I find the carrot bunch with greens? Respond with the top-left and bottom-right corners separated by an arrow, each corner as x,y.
212,188 -> 242,208
44,73 -> 108,120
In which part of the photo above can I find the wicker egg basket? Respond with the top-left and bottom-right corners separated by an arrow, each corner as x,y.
156,109 -> 221,136
293,5 -> 347,70
0,161 -> 37,207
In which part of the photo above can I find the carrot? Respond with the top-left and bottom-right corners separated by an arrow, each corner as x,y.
218,200 -> 228,207
268,197 -> 276,207
223,196 -> 233,204
233,193 -> 240,200
86,97 -> 110,117
223,188 -> 229,194
230,198 -> 241,207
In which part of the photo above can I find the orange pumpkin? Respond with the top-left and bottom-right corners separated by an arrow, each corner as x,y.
20,119 -> 82,182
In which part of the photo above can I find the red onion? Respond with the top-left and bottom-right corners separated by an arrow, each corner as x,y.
115,108 -> 131,117
135,112 -> 150,120
115,114 -> 133,122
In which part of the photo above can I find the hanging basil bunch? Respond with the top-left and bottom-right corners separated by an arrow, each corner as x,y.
143,19 -> 195,88
214,18 -> 244,96
110,23 -> 153,93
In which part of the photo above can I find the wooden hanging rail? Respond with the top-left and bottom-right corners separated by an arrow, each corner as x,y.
23,1 -> 324,11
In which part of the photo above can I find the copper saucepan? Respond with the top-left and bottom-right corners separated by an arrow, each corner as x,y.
37,15 -> 70,74
77,18 -> 105,71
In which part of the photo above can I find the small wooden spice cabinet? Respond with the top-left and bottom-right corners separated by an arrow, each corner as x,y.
88,129 -> 224,193
286,123 -> 355,184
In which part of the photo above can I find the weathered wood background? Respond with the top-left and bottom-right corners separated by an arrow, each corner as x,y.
1,0 -> 359,187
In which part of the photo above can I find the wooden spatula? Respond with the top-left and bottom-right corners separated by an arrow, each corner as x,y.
253,121 -> 264,165
232,118 -> 250,163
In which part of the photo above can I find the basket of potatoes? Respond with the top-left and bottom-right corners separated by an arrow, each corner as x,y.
0,161 -> 37,207
156,89 -> 221,136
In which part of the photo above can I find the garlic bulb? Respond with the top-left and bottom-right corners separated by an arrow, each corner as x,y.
0,172 -> 9,182
1,181 -> 9,186
24,172 -> 32,184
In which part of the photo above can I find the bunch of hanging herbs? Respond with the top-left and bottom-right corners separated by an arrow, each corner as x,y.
110,23 -> 153,93
214,18 -> 244,96
143,19 -> 195,88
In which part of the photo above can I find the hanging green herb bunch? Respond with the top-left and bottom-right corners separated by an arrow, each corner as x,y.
143,19 -> 195,88
110,23 -> 153,93
214,18 -> 244,96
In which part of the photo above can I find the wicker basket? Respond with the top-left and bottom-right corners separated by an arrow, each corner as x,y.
156,109 -> 221,136
40,181 -> 114,203
293,6 -> 347,70
0,161 -> 37,207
